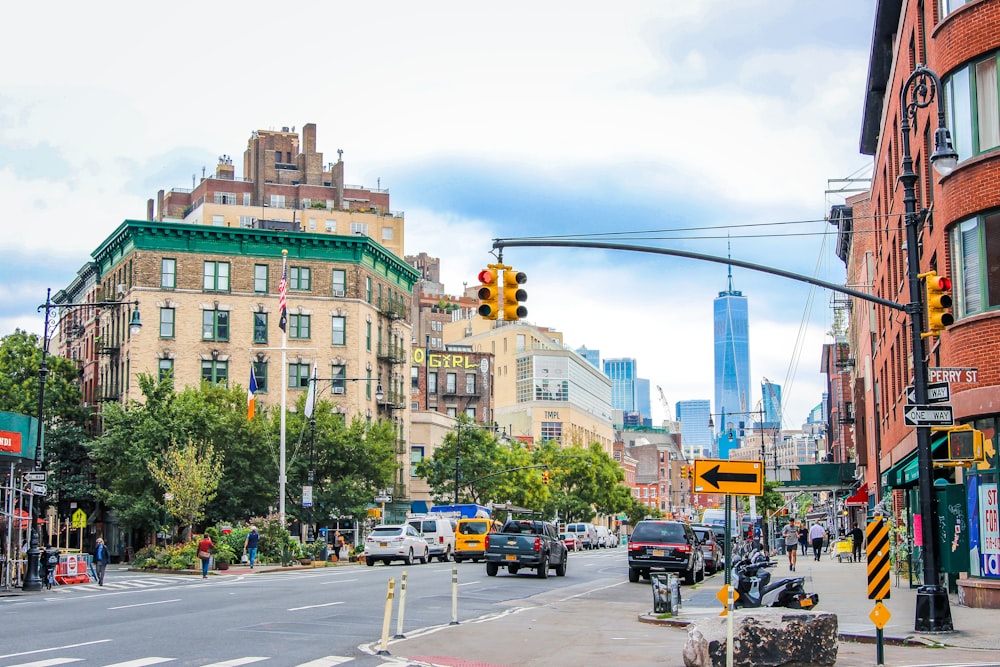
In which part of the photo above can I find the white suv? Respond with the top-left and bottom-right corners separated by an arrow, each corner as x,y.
364,524 -> 429,566
407,516 -> 457,562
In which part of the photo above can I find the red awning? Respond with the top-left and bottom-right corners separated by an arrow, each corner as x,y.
845,483 -> 869,507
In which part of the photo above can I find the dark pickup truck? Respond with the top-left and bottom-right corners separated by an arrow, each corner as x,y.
484,519 -> 568,578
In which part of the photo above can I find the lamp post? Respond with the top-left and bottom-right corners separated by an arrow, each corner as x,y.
24,288 -> 141,592
898,64 -> 958,632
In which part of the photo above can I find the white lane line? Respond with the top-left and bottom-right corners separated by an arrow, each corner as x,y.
103,660 -> 174,667
456,581 -> 480,587
288,601 -> 345,611
198,658 -> 268,667
319,578 -> 357,585
296,658 -> 353,667
6,659 -> 84,667
0,640 -> 113,660
108,599 -> 180,610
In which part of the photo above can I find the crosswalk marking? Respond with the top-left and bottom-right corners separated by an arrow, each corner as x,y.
103,659 -> 174,667
5,657 -> 355,667
7,659 -> 84,667
199,658 -> 268,667
295,658 -> 353,667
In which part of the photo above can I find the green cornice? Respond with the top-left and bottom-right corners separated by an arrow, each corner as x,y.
91,220 -> 421,291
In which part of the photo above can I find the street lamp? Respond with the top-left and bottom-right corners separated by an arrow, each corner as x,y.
898,64 -> 958,632
24,288 -> 141,592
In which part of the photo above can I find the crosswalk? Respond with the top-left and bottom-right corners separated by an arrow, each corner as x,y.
50,577 -> 183,593
4,656 -> 354,667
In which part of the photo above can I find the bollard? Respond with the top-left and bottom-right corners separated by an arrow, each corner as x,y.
450,565 -> 459,625
393,570 -> 407,639
376,577 -> 395,655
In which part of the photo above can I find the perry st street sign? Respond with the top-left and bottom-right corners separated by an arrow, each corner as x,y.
903,404 -> 954,427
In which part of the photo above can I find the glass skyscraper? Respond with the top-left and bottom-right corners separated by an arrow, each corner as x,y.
713,266 -> 750,449
604,357 -> 638,412
676,399 -> 712,460
761,379 -> 782,429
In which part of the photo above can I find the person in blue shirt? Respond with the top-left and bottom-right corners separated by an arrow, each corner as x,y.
244,526 -> 260,568
94,538 -> 110,586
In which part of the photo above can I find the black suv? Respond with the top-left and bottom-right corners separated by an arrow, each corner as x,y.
627,520 -> 705,584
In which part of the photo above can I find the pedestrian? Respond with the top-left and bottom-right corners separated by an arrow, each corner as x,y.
244,525 -> 259,568
809,520 -> 826,561
781,519 -> 799,571
850,524 -> 865,563
197,533 -> 214,578
93,537 -> 110,586
798,525 -> 809,555
335,530 -> 347,561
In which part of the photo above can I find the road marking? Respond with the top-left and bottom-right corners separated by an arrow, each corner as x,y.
6,659 -> 84,667
0,640 -> 113,660
295,658 -> 353,667
288,601 -> 345,611
319,578 -> 357,585
109,599 -> 180,610
103,660 -> 173,667
198,659 -> 268,667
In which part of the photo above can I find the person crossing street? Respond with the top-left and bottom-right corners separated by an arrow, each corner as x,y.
781,519 -> 799,571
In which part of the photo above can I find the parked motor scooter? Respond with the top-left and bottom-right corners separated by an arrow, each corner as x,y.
731,550 -> 819,609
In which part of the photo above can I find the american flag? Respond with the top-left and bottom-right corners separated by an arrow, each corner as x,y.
278,258 -> 288,332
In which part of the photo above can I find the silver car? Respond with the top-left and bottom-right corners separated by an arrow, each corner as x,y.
363,524 -> 429,566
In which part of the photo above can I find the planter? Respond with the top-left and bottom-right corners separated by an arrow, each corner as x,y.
217,562 -> 230,571
299,558 -> 313,566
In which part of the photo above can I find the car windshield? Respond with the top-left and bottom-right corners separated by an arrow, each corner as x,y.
371,527 -> 403,537
559,533 -> 573,540
632,522 -> 685,542
459,522 -> 489,535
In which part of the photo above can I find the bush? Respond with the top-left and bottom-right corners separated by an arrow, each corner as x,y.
248,514 -> 292,564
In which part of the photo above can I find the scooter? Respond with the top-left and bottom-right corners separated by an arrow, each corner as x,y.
731,550 -> 819,610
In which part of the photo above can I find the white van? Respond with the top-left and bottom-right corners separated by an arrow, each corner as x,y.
594,525 -> 615,548
407,515 -> 457,562
700,509 -> 740,539
565,522 -> 598,550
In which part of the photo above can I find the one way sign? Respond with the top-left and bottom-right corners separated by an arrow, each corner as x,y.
903,404 -> 954,427
906,381 -> 950,405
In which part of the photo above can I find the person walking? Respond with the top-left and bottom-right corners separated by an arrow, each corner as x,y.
93,537 -> 110,586
809,521 -> 826,561
850,524 -> 865,563
781,519 -> 799,570
798,525 -> 809,555
197,534 -> 214,578
244,526 -> 260,568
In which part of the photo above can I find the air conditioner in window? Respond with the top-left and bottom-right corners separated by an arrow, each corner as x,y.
333,289 -> 345,297
117,283 -> 127,295
332,387 -> 345,394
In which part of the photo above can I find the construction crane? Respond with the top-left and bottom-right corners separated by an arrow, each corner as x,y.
657,385 -> 670,420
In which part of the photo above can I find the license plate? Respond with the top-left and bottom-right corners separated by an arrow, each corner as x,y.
379,542 -> 388,547
800,597 -> 814,608
505,554 -> 518,561
652,549 -> 665,557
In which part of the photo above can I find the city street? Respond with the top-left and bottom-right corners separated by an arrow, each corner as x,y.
3,547 -> 1000,666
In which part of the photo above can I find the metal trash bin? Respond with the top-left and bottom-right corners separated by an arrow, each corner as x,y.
650,572 -> 672,614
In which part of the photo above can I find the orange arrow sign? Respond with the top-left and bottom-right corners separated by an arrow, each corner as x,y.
694,459 -> 764,496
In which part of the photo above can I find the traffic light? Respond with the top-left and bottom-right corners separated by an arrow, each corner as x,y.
920,270 -> 954,337
477,267 -> 499,320
542,470 -> 550,484
947,427 -> 984,463
502,269 -> 528,321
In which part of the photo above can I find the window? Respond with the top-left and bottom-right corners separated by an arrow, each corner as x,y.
446,407 -> 457,417
325,219 -> 335,232
331,365 -> 346,394
290,267 -> 311,291
410,446 -> 424,477
158,359 -> 173,381
211,215 -> 225,226
411,366 -> 419,390
289,363 -> 311,388
239,216 -> 256,228
201,360 -> 228,385
465,406 -> 476,419
243,193 -> 251,206
945,52 -> 1000,163
366,321 -> 372,351
446,373 -> 457,393
541,422 -> 563,443
159,308 -> 175,338
203,261 -> 230,291
428,372 -> 438,394
289,314 -> 311,339
269,194 -> 285,208
465,373 -> 476,394
202,310 -> 230,341
950,211 -> 1000,317
253,361 -> 268,392
382,226 -> 393,240
160,259 -> 176,288
213,192 -> 237,205
253,313 -> 268,344
308,218 -> 316,231
365,277 -> 372,303
351,222 -> 369,236
332,269 -> 346,296
332,316 -> 346,345
939,0 -> 973,17
254,264 -> 269,293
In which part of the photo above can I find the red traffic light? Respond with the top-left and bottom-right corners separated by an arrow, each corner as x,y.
477,269 -> 496,284
928,275 -> 952,291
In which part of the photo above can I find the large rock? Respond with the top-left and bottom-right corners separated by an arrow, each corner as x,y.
682,609 -> 838,667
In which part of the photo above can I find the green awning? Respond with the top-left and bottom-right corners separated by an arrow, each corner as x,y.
881,434 -> 947,488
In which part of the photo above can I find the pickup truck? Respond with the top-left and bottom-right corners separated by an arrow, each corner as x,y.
484,519 -> 568,578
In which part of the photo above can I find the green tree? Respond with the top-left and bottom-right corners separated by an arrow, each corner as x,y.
414,415 -> 513,505
148,440 -> 224,538
536,442 -> 630,521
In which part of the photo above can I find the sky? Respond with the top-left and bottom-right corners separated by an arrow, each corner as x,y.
0,0 -> 876,430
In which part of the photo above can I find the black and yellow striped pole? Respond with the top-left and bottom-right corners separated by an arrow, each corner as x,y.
867,518 -> 892,664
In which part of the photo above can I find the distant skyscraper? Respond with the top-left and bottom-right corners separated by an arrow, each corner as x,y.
714,265 -> 750,445
576,346 -> 601,370
761,380 -> 782,429
604,358 -> 638,413
635,378 -> 651,426
676,400 -> 712,460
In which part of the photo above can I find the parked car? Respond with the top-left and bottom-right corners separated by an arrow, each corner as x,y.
691,523 -> 721,574
560,532 -> 581,552
701,508 -> 740,539
627,519 -> 705,585
407,515 -> 457,562
564,522 -> 598,550
454,518 -> 501,563
363,524 -> 429,566
594,525 -> 615,548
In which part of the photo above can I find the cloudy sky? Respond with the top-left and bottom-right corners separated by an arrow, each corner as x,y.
0,1 -> 876,428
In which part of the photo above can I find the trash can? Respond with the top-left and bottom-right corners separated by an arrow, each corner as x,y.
650,572 -> 672,614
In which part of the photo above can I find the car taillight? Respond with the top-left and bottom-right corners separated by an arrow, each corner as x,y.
628,542 -> 641,552
676,544 -> 691,553
438,535 -> 444,543
534,537 -> 541,552
485,535 -> 491,549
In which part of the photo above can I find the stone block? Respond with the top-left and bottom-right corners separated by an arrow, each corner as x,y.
682,609 -> 837,667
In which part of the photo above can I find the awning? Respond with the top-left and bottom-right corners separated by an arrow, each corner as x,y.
845,483 -> 869,507
882,434 -> 948,489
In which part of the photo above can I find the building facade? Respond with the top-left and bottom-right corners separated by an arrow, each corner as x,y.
713,267 -> 751,446
676,399 -> 712,461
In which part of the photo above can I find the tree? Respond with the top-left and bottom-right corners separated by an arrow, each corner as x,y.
148,440 -> 224,538
414,416 -> 512,505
